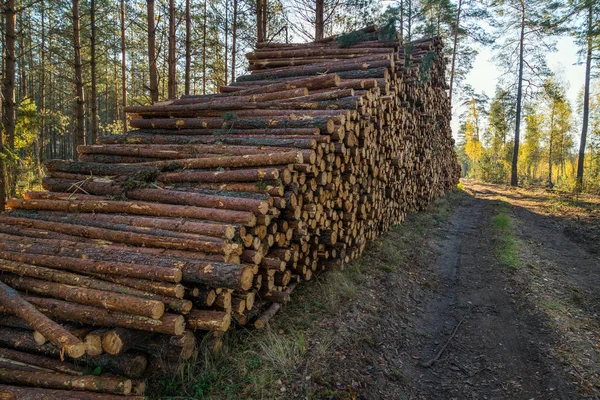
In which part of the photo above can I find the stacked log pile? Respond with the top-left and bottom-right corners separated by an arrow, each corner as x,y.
0,26 -> 459,398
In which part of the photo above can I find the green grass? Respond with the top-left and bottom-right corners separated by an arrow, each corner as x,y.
492,210 -> 521,271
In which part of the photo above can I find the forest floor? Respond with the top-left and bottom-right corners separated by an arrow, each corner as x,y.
156,181 -> 600,399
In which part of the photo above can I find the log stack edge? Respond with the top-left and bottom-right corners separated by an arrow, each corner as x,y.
0,26 -> 460,398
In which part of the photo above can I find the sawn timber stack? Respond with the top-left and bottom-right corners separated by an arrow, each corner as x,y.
0,26 -> 460,397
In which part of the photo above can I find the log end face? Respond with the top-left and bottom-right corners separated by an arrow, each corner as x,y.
240,266 -> 255,292
173,315 -> 186,336
174,284 -> 185,299
151,301 -> 166,320
220,311 -> 232,332
102,331 -> 124,356
224,225 -> 236,240
173,269 -> 183,283
65,342 -> 86,359
257,201 -> 270,215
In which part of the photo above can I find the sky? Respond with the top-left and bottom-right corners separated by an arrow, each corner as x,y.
452,36 -> 587,139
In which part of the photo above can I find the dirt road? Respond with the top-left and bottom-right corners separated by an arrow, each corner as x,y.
280,182 -> 599,399
154,182 -> 600,399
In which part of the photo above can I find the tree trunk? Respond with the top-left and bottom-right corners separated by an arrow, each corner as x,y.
548,105 -> 555,186
576,1 -> 593,191
168,0 -> 177,99
90,0 -> 98,143
407,0 -> 412,41
2,0 -> 16,199
39,0 -> 46,164
448,0 -> 462,108
18,11 -> 26,100
315,0 -> 324,40
185,0 -> 191,96
262,0 -> 267,41
147,0 -> 159,103
231,0 -> 238,84
400,0 -> 404,42
510,3 -> 525,187
120,0 -> 127,133
256,0 -> 267,43
203,0 -> 207,94
73,0 -> 85,152
224,0 -> 229,85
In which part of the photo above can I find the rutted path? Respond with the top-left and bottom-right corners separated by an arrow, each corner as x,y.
409,187 -> 578,399
283,184 -> 592,399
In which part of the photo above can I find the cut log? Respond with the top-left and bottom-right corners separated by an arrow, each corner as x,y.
186,310 -> 231,332
0,249 -> 182,283
46,160 -> 159,181
254,303 -> 281,329
0,368 -> 132,395
6,199 -> 257,226
6,274 -> 165,320
0,384 -> 144,400
0,281 -> 85,359
24,296 -> 186,336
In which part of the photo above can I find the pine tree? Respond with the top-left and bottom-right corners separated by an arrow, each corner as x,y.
492,0 -> 557,186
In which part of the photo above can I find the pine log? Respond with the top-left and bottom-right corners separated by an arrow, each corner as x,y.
143,151 -> 303,171
0,248 -> 182,282
129,115 -> 335,133
24,296 -> 186,336
10,210 -> 238,239
0,368 -> 132,395
100,133 -> 319,149
0,385 -> 144,400
185,310 -> 231,332
45,160 -> 158,181
254,303 -> 281,329
125,188 -> 270,215
158,167 -> 279,184
0,282 -> 85,359
5,200 -> 257,226
0,349 -> 85,375
0,274 -> 165,319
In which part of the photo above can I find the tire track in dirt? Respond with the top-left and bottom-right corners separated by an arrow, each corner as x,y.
406,189 -> 578,399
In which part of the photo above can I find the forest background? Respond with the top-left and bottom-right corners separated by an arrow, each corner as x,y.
0,0 -> 598,210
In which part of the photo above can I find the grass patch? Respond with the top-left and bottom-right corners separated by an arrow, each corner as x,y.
492,210 -> 521,271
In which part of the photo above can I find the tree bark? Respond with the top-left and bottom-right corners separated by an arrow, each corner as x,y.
73,0 -> 85,150
120,0 -> 127,133
576,1 -> 593,191
203,0 -> 208,94
185,310 -> 231,331
448,0 -> 462,108
147,0 -> 159,103
6,198 -> 257,226
185,0 -> 191,96
315,0 -> 324,40
0,368 -> 132,395
0,281 -> 86,358
90,0 -> 98,143
0,275 -> 165,319
39,0 -> 47,162
168,0 -> 177,99
510,2 -> 525,186
0,385 -> 144,400
231,0 -> 238,84
224,0 -> 229,85
2,0 -> 16,197
256,0 -> 267,43
25,296 -> 186,336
